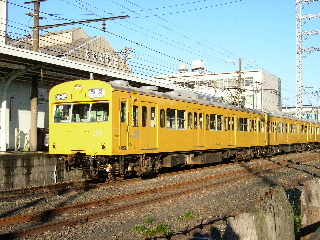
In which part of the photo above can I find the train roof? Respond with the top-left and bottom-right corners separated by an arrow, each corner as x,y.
108,80 -> 318,124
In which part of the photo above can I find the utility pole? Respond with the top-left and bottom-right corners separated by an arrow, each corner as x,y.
226,58 -> 256,107
225,58 -> 244,107
25,0 -> 46,151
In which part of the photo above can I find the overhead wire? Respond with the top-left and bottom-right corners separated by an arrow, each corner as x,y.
66,0 -> 247,72
5,0 -> 280,90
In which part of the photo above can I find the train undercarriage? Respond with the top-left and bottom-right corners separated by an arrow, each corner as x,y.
61,142 -> 319,180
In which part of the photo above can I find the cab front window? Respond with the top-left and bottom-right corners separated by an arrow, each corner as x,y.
54,102 -> 109,123
54,105 -> 72,122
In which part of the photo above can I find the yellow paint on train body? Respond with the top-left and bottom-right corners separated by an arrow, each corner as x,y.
49,80 -> 320,157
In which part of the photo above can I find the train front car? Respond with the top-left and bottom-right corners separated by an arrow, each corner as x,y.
49,80 -> 115,179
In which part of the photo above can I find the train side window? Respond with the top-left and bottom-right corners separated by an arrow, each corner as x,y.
194,112 -> 198,129
230,117 -> 235,130
210,114 -> 216,130
260,120 -> 265,133
142,106 -> 147,127
257,120 -> 260,132
167,108 -> 176,129
278,123 -> 284,133
239,118 -> 248,132
188,112 -> 193,129
251,120 -> 255,132
177,110 -> 186,129
150,107 -> 156,127
90,102 -> 109,122
225,117 -> 229,131
217,115 -> 223,131
120,101 -> 127,123
267,121 -> 271,133
160,109 -> 165,128
272,122 -> 277,132
199,113 -> 203,129
206,114 -> 209,130
133,105 -> 139,127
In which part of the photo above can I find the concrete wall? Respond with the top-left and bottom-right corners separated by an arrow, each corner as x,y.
0,80 -> 49,151
0,153 -> 83,190
223,187 -> 295,240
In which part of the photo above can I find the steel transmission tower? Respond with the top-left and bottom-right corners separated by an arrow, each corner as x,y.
296,0 -> 320,118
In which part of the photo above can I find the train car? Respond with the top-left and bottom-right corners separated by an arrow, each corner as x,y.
49,79 -> 320,179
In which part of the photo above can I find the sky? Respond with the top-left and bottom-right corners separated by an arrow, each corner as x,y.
5,0 -> 320,107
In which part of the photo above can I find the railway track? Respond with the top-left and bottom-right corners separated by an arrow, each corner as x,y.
1,151 -> 319,239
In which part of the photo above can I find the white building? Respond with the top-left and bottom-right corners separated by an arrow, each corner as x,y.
155,62 -> 282,112
282,106 -> 320,121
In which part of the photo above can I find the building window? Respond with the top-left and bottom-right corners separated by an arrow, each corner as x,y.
244,77 -> 253,86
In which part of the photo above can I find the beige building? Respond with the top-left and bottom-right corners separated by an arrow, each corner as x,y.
8,27 -> 132,74
156,64 -> 282,112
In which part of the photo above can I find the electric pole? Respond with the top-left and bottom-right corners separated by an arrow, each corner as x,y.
296,0 -> 320,119
226,58 -> 256,107
225,58 -> 243,106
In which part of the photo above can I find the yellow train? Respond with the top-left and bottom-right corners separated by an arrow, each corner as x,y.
49,79 -> 320,179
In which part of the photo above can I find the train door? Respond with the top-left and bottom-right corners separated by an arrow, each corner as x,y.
226,116 -> 236,146
193,110 -> 205,147
253,118 -> 258,145
232,116 -> 237,146
141,102 -> 158,150
119,99 -> 129,150
265,114 -> 270,146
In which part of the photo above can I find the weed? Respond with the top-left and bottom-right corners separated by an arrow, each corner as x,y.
156,223 -> 173,236
134,220 -> 172,238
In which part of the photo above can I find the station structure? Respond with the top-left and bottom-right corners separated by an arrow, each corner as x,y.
0,0 -> 205,152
